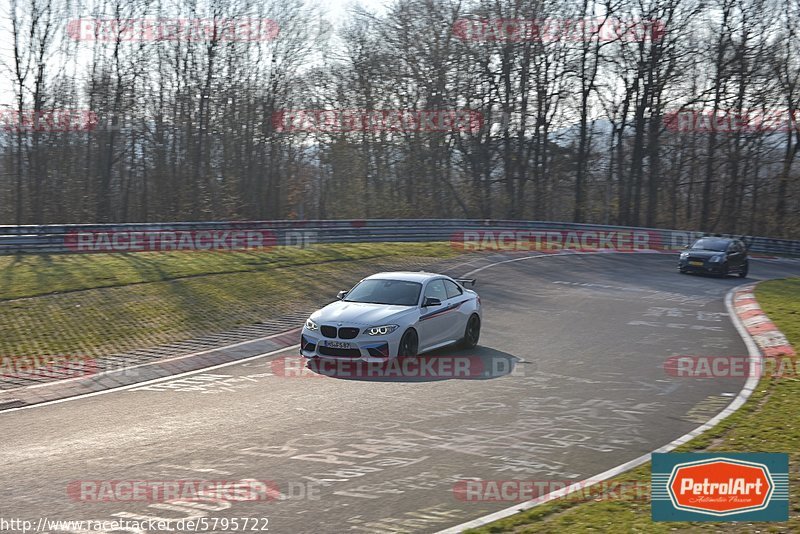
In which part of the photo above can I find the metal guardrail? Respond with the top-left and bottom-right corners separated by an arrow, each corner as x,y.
0,219 -> 798,256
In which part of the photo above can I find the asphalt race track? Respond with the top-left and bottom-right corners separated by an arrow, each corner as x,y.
3,253 -> 800,534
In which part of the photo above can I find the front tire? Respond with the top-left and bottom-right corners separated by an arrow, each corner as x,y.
459,314 -> 481,349
398,329 -> 418,358
739,261 -> 749,278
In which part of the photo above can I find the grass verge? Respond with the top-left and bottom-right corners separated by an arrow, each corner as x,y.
467,278 -> 800,533
0,243 -> 456,357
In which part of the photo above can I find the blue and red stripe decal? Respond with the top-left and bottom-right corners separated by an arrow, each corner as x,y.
419,299 -> 470,322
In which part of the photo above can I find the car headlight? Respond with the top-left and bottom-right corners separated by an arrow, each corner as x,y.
366,324 -> 399,336
305,318 -> 319,330
708,255 -> 724,263
680,252 -> 689,259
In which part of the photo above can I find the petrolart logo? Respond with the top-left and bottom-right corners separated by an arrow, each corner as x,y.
652,453 -> 788,521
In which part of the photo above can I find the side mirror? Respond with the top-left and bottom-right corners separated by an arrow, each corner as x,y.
337,290 -> 348,300
423,297 -> 441,307
683,244 -> 690,249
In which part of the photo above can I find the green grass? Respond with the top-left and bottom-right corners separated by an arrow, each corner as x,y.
0,242 -> 452,300
757,279 -> 800,346
0,243 -> 456,357
467,278 -> 800,533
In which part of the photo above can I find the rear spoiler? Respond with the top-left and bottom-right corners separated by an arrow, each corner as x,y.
456,278 -> 476,287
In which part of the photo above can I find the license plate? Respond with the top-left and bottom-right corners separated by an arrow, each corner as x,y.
689,261 -> 704,266
325,341 -> 351,349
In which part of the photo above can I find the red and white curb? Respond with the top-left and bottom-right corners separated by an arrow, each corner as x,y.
733,285 -> 796,357
437,278 -> 792,533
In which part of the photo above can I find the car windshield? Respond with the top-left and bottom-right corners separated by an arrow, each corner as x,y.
344,279 -> 422,306
690,238 -> 729,252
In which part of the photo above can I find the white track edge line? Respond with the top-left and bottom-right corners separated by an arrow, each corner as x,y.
10,328 -> 299,393
0,345 -> 300,415
436,279 -> 762,533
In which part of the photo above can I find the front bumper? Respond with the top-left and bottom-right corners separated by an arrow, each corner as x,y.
300,327 -> 402,362
678,259 -> 726,274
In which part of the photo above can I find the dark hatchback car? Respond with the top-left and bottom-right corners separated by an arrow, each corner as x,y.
678,237 -> 749,277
